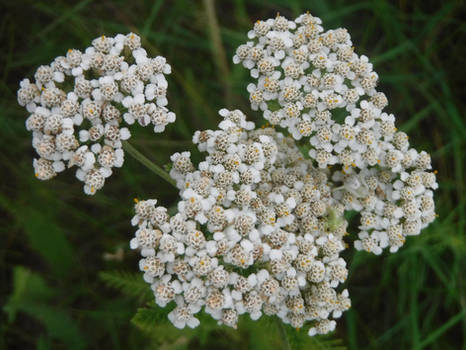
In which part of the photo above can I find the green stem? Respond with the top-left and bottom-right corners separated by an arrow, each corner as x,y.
276,318 -> 291,350
203,0 -> 232,107
122,141 -> 177,188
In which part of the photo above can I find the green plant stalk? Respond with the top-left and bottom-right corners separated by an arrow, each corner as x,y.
203,0 -> 232,107
276,318 -> 291,350
122,141 -> 177,188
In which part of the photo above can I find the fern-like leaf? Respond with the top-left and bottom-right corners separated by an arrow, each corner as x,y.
131,302 -> 194,349
310,335 -> 347,350
99,270 -> 152,300
131,306 -> 168,333
285,324 -> 347,350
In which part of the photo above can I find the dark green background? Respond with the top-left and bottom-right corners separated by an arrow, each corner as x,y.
1,0 -> 465,349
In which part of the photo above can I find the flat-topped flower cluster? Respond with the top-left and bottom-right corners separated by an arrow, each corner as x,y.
17,33 -> 175,194
233,12 -> 437,254
131,109 -> 350,335
131,12 -> 437,336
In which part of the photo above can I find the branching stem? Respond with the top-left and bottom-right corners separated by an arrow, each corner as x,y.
122,141 -> 177,188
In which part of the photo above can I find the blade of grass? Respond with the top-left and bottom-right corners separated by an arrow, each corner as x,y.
203,0 -> 233,107
409,256 -> 421,350
141,0 -> 164,39
33,0 -> 94,39
419,310 -> 466,349
372,40 -> 413,64
399,103 -> 436,133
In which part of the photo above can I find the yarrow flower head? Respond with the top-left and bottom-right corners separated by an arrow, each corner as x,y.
18,33 -> 175,195
233,12 -> 437,254
131,109 -> 350,335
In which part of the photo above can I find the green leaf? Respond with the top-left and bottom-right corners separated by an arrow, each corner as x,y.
3,266 -> 55,322
419,310 -> 466,349
131,302 -> 174,333
3,267 -> 85,349
282,320 -> 347,350
99,270 -> 152,300
36,335 -> 51,350
21,207 -> 75,277
21,301 -> 86,350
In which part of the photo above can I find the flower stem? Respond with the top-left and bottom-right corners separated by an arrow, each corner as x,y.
276,318 -> 291,350
122,141 -> 177,188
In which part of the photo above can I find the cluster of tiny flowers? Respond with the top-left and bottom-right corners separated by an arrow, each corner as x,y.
131,109 -> 350,335
233,13 -> 437,254
17,33 -> 175,194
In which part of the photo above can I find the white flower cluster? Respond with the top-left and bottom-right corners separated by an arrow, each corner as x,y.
17,33 -> 175,195
131,109 -> 350,335
233,13 -> 437,254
